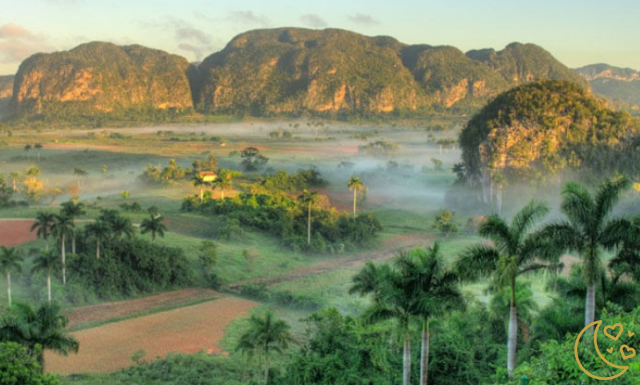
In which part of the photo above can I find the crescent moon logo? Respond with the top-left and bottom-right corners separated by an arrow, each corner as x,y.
574,320 -> 629,381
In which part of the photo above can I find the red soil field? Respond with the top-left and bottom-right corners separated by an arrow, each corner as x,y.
0,220 -> 36,247
46,296 -> 259,374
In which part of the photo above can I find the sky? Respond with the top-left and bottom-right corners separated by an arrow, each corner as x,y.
1,0 -> 639,75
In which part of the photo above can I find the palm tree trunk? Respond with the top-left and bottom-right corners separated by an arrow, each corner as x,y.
200,187 -> 203,203
497,183 -> 503,216
420,320 -> 430,385
353,189 -> 357,216
61,234 -> 66,285
221,190 -> 225,200
47,273 -> 51,303
403,333 -> 411,385
96,239 -> 100,260
507,304 -> 518,376
307,204 -> 312,245
585,283 -> 596,329
72,233 -> 76,254
264,353 -> 270,385
152,232 -> 156,243
6,272 -> 11,306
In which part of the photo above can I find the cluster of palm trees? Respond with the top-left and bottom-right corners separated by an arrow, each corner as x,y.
348,177 -> 633,382
1,200 -> 169,304
350,244 -> 462,385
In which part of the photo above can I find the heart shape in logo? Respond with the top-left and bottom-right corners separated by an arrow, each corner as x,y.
607,347 -> 614,353
629,331 -> 635,337
621,345 -> 636,360
604,323 -> 624,341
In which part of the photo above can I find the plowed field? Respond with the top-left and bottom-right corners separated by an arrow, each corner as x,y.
46,296 -> 259,374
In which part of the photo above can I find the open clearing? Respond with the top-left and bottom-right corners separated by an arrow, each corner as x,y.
46,296 -> 259,374
0,219 -> 36,247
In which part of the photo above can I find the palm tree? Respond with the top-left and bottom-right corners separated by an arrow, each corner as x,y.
192,174 -> 210,203
350,258 -> 414,385
298,190 -> 319,245
540,177 -> 630,329
140,215 -> 167,243
60,200 -> 86,253
108,215 -> 134,240
31,248 -> 61,303
30,212 -> 55,250
8,171 -> 20,192
212,168 -> 240,199
397,244 -> 464,385
34,143 -> 43,162
236,311 -> 294,385
0,301 -> 79,367
348,177 -> 364,217
24,144 -> 32,161
85,220 -> 110,259
51,214 -> 74,285
455,200 -> 549,377
0,246 -> 23,306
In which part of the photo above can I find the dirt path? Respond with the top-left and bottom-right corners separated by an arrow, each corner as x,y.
229,232 -> 433,290
46,296 -> 259,374
67,288 -> 220,329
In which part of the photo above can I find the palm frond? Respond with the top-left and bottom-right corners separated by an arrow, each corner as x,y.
561,182 -> 594,230
594,177 -> 630,227
510,200 -> 549,245
455,245 -> 500,281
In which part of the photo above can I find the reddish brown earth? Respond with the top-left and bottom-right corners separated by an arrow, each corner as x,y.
0,220 -> 36,247
46,296 -> 259,374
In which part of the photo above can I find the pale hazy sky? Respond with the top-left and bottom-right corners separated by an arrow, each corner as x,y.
1,0 -> 638,75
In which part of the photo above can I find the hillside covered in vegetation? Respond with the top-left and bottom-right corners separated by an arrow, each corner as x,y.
458,80 -> 639,190
9,42 -> 194,120
6,28 -> 587,121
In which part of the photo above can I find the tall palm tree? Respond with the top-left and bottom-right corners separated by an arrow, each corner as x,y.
60,200 -> 85,253
236,310 -> 294,385
540,177 -> 630,329
455,200 -> 549,377
397,244 -> 464,385
34,143 -> 43,162
8,171 -> 20,192
31,249 -> 61,303
24,144 -> 32,161
350,259 -> 414,385
298,190 -> 318,245
108,215 -> 134,240
0,301 -> 79,367
192,174 -> 210,203
140,215 -> 167,243
51,214 -> 74,285
30,212 -> 55,250
212,168 -> 240,199
85,220 -> 110,259
0,246 -> 23,306
348,177 -> 364,217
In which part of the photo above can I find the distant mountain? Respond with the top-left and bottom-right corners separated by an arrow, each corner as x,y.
9,42 -> 193,119
195,28 -> 587,116
7,28 -> 589,120
575,64 -> 640,113
0,75 -> 13,117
